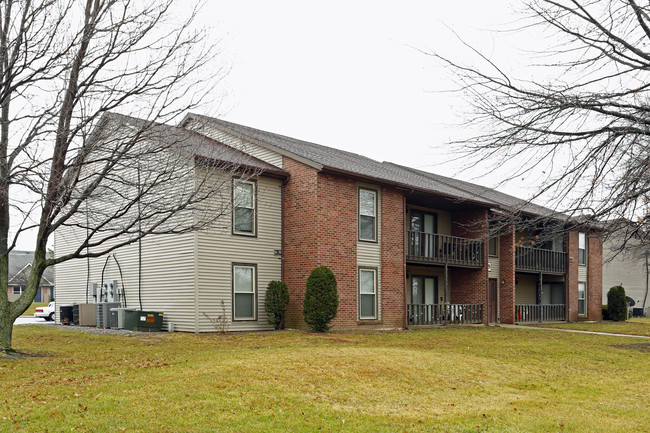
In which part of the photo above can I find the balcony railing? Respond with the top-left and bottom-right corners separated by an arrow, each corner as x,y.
515,304 -> 566,323
407,231 -> 484,268
408,303 -> 484,326
515,246 -> 567,274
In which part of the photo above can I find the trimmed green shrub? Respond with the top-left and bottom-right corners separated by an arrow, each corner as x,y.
607,285 -> 627,321
264,281 -> 290,330
303,266 -> 338,332
602,305 -> 609,321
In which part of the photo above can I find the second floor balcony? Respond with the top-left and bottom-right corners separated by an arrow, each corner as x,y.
515,246 -> 567,274
406,231 -> 484,268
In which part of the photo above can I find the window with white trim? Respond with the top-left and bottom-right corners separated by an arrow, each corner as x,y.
233,265 -> 256,320
359,268 -> 377,320
12,286 -> 24,295
233,180 -> 255,235
358,188 -> 377,241
578,232 -> 586,265
578,282 -> 587,316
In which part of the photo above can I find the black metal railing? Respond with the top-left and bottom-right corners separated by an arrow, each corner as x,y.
407,231 -> 484,267
408,303 -> 484,326
515,246 -> 567,274
515,304 -> 566,323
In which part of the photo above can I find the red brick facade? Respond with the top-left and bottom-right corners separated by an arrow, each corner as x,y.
566,231 -> 579,322
281,156 -> 603,329
587,232 -> 603,321
380,187 -> 406,328
499,228 -> 516,324
282,156 -> 406,329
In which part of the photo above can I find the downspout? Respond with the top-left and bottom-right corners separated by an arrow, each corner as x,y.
403,194 -> 408,329
643,251 -> 649,314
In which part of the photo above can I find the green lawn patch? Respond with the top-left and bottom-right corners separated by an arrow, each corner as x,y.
533,318 -> 650,337
2,326 -> 649,432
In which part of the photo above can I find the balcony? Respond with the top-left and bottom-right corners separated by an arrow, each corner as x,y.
515,246 -> 567,274
406,231 -> 484,268
515,304 -> 566,323
408,303 -> 484,326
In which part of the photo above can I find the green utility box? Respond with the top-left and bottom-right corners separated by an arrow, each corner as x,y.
123,310 -> 164,332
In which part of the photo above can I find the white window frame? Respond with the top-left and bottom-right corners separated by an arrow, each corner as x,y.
358,267 -> 378,320
233,179 -> 256,236
12,286 -> 24,295
232,264 -> 257,321
578,232 -> 586,265
358,188 -> 377,242
578,282 -> 587,317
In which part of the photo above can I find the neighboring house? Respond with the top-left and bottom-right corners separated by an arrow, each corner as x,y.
602,230 -> 649,316
7,250 -> 55,303
54,113 -> 603,332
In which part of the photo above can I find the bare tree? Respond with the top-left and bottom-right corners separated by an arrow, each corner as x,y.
0,0 -> 238,353
431,0 -> 650,237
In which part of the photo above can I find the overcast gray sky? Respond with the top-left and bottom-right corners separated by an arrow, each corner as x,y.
195,1 -> 540,195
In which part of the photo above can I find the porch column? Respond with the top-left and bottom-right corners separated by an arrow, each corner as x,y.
566,231 -> 579,322
499,226 -> 516,324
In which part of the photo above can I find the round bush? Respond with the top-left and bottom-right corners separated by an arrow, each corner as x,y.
607,285 -> 627,321
264,281 -> 289,330
303,266 -> 338,332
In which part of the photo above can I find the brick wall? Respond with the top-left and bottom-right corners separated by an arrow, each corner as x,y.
381,187 -> 406,327
566,231 -> 579,322
315,172 -> 358,329
587,232 -> 603,321
282,158 -> 319,328
499,228 -> 515,324
450,208 -> 489,323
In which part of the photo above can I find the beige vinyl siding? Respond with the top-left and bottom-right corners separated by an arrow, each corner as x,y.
196,175 -> 283,332
578,264 -> 587,282
185,119 -> 283,169
515,274 -> 537,304
357,183 -> 381,320
603,240 -> 647,305
406,265 -> 448,304
54,228 -> 197,331
488,257 -> 500,279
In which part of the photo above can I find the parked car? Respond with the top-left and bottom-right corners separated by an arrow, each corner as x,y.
34,302 -> 55,321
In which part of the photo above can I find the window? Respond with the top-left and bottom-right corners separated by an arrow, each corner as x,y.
410,210 -> 437,257
358,188 -> 377,241
233,179 -> 255,235
411,276 -> 438,304
233,265 -> 256,320
488,236 -> 498,257
359,268 -> 377,320
578,232 -> 586,265
12,286 -> 24,295
578,282 -> 587,316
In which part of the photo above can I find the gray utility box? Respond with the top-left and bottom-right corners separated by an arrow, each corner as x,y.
110,308 -> 135,329
96,302 -> 120,328
73,303 -> 97,326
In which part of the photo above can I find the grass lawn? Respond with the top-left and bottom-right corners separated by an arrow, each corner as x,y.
20,302 -> 48,317
533,318 -> 650,337
2,326 -> 649,433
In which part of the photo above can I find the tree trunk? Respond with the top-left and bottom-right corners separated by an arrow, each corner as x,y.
0,304 -> 13,352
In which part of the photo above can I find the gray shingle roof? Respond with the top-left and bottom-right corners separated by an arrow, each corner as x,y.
8,250 -> 54,286
183,114 -> 565,217
101,113 -> 287,178
183,114 -> 504,207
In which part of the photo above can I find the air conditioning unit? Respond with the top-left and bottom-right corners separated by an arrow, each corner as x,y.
73,303 -> 97,326
96,302 -> 120,328
110,308 -> 134,329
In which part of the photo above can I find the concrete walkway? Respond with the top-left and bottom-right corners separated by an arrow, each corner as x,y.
500,323 -> 650,339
